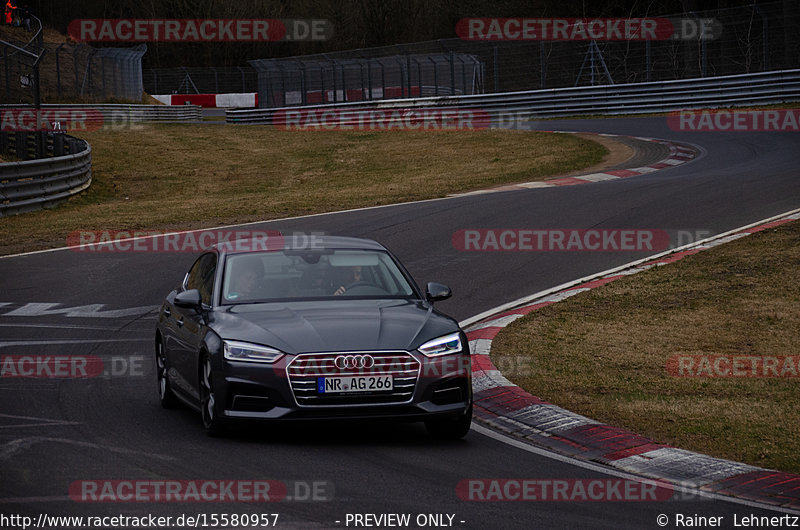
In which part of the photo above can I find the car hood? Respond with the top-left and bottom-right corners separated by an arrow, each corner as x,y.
210,299 -> 459,354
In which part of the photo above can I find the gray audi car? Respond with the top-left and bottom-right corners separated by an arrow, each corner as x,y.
155,236 -> 472,438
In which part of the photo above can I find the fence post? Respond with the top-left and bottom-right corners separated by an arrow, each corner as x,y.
3,47 -> 8,93
753,5 -> 769,71
341,61 -> 348,101
380,61 -> 385,99
332,61 -> 338,103
101,55 -> 107,98
406,52 -> 412,97
701,34 -> 707,77
264,68 -> 273,108
54,43 -> 65,98
82,49 -> 97,96
412,56 -> 421,96
277,63 -> 287,106
493,45 -> 499,92
449,51 -> 455,95
392,57 -> 405,97
539,42 -> 546,89
367,61 -> 373,100
319,63 -> 325,103
359,62 -> 366,100
428,57 -> 438,96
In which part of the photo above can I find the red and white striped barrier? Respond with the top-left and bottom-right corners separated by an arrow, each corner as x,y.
152,93 -> 258,108
152,86 -> 423,108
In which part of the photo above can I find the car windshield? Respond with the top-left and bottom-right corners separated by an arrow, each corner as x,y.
221,248 -> 417,304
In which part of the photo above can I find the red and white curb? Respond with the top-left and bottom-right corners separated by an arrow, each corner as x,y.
451,133 -> 697,197
463,209 -> 800,509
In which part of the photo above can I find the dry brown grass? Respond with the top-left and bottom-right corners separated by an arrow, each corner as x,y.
0,124 -> 606,255
492,221 -> 800,473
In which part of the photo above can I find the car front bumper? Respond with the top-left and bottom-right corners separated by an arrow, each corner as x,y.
215,349 -> 472,422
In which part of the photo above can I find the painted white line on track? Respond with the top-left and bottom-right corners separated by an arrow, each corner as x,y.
459,206 -> 800,328
0,496 -> 72,503
0,338 -> 150,348
471,424 -> 800,515
0,422 -> 82,429
0,196 -> 452,260
0,323 -> 148,331
0,133 -> 700,261
0,436 -> 177,462
0,413 -> 82,428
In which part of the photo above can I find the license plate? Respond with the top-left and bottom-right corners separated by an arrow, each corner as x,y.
317,376 -> 393,394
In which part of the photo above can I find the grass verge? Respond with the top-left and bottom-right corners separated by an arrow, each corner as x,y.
491,220 -> 800,473
0,124 -> 606,255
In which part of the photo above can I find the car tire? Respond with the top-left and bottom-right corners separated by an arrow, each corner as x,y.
156,336 -> 178,409
425,404 -> 472,439
200,352 -> 227,437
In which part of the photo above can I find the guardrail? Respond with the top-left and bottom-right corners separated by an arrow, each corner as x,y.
0,131 -> 91,216
226,69 -> 800,125
0,104 -> 202,123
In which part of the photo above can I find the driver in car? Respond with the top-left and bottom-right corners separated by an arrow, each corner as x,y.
227,256 -> 263,300
333,265 -> 363,296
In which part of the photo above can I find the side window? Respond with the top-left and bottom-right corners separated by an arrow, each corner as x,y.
185,253 -> 217,305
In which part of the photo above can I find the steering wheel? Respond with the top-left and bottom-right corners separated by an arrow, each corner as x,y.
341,281 -> 388,295
345,280 -> 373,290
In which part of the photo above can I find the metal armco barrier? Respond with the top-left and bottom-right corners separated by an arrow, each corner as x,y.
0,104 -> 202,124
0,132 -> 92,217
226,69 -> 800,125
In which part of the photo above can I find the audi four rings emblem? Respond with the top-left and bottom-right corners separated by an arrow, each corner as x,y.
334,355 -> 375,369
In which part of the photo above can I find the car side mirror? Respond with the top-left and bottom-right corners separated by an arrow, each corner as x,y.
426,282 -> 452,302
174,289 -> 202,310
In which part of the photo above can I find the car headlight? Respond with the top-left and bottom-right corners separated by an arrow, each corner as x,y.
223,340 -> 284,364
418,332 -> 463,357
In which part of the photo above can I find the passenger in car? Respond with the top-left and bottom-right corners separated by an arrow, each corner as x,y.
227,256 -> 263,300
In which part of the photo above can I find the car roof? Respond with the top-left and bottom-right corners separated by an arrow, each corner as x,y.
216,235 -> 387,255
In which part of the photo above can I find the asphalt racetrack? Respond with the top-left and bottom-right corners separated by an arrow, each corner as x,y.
1,117 -> 798,528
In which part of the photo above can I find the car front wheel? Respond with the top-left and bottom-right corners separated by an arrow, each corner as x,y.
156,336 -> 178,409
200,353 -> 227,437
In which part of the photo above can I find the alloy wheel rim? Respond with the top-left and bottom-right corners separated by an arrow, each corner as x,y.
157,343 -> 167,399
202,358 -> 215,425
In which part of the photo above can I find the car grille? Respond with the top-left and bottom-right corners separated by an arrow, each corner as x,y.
286,351 -> 420,406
